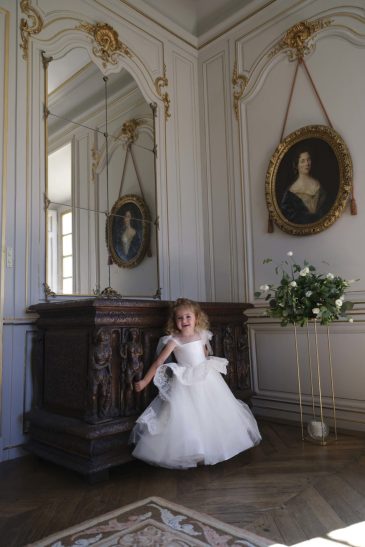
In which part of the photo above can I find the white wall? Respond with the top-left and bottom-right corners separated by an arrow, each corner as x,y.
199,0 -> 365,431
0,0 -> 205,461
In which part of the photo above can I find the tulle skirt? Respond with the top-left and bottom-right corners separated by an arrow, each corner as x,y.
129,358 -> 261,469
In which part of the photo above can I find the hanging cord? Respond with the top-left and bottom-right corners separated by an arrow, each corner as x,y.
267,58 -> 300,234
118,136 -> 152,257
280,58 -> 301,142
268,55 -> 357,232
118,143 -> 130,198
268,58 -> 301,233
301,58 -> 333,128
118,143 -> 146,201
301,58 -> 356,215
103,76 -> 113,271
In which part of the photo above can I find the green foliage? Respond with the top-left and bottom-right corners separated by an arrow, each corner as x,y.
256,253 -> 357,326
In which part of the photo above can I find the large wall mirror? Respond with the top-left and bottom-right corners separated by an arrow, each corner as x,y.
44,46 -> 160,298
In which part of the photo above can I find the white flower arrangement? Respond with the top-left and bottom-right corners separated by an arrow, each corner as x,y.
255,252 -> 357,326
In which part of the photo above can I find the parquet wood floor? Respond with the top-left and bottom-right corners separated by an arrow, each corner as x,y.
0,420 -> 364,546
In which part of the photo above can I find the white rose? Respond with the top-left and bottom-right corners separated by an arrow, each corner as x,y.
287,251 -> 293,256
305,291 -> 312,297
326,273 -> 334,280
300,267 -> 309,276
259,284 -> 270,291
335,299 -> 343,307
290,281 -> 297,287
312,308 -> 320,315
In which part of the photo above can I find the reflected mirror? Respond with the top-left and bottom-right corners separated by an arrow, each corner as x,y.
45,47 -> 159,297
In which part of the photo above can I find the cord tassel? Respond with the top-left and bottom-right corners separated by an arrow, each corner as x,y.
268,216 -> 274,233
350,196 -> 358,215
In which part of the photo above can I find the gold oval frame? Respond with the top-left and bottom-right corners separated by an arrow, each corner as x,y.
265,125 -> 352,236
107,194 -> 151,269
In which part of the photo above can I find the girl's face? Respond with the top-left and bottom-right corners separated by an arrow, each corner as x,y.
175,306 -> 196,335
298,151 -> 311,175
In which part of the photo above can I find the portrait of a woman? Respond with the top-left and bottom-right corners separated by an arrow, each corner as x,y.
120,209 -> 141,261
280,147 -> 326,224
275,137 -> 340,227
108,194 -> 150,268
266,125 -> 352,236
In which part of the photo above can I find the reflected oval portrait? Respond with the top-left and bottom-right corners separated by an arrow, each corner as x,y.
107,194 -> 151,268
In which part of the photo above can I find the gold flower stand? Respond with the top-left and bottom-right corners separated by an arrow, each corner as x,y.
294,320 -> 337,445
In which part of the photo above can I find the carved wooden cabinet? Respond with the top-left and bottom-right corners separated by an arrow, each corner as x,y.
28,299 -> 253,478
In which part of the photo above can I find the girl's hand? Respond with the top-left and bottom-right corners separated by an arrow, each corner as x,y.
135,379 -> 147,392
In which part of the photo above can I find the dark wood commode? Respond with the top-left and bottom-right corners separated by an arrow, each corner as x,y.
27,298 -> 253,478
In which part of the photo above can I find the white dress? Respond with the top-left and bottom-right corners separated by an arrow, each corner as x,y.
130,330 -> 261,469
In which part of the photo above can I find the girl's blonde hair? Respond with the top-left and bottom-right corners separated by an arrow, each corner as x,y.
166,298 -> 209,334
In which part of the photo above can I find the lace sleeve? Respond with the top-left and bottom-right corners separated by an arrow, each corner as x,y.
202,329 -> 213,355
155,335 -> 172,359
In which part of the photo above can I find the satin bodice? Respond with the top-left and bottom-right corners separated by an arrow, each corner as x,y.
172,339 -> 206,366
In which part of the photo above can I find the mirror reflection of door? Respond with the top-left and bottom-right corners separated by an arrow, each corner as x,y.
46,47 -> 158,297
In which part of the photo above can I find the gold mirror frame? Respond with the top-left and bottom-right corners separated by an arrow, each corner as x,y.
107,194 -> 151,269
265,125 -> 352,236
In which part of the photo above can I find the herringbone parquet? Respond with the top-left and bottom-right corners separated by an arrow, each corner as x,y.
0,420 -> 364,546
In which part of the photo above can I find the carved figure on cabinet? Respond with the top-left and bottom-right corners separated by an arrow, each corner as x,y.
120,328 -> 144,415
89,328 -> 112,421
237,332 -> 250,391
223,326 -> 235,388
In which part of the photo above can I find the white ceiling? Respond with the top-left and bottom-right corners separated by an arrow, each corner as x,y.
134,0 -> 258,36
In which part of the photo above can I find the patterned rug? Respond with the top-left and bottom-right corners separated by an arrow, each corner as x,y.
26,495 -> 281,546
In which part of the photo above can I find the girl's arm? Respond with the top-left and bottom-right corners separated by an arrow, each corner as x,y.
134,340 -> 176,392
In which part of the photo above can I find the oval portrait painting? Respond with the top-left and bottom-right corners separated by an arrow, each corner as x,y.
265,125 -> 352,236
107,194 -> 151,268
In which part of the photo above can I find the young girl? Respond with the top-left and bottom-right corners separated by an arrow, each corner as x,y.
130,298 -> 261,469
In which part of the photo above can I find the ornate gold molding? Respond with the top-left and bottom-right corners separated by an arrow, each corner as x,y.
20,0 -> 44,60
265,124 -> 352,236
121,118 -> 143,144
232,61 -> 248,121
43,282 -> 56,301
77,22 -> 132,68
97,286 -> 123,299
270,19 -> 332,61
155,64 -> 171,120
91,146 -> 102,182
91,118 -> 143,181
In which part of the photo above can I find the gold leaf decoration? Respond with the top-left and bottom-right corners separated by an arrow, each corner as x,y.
43,282 -> 56,300
154,64 -> 171,120
78,22 -> 132,68
91,146 -> 102,182
270,19 -> 332,61
121,119 -> 143,144
232,61 -> 248,121
20,0 -> 44,60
